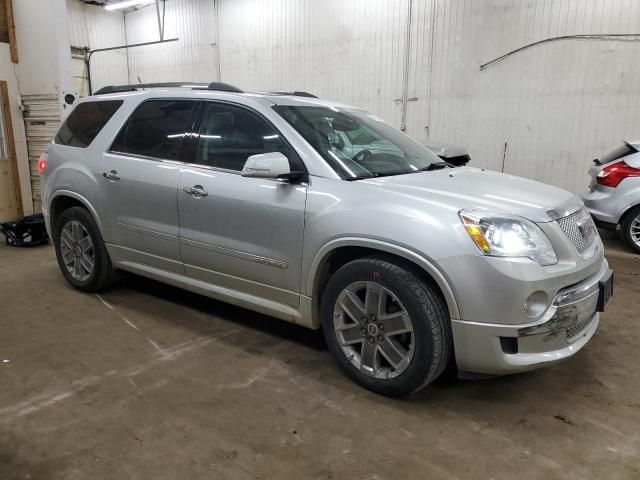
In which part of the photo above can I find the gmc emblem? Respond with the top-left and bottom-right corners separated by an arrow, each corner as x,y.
577,217 -> 596,239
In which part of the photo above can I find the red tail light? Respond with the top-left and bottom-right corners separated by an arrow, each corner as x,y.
37,153 -> 48,175
596,160 -> 640,188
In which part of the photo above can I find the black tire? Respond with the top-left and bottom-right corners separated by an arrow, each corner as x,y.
53,206 -> 117,292
320,255 -> 453,397
621,206 -> 640,254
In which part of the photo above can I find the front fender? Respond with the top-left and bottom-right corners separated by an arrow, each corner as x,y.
306,237 -> 461,324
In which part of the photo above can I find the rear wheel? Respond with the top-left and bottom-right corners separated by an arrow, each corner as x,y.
321,256 -> 452,396
53,207 -> 117,292
621,206 -> 640,254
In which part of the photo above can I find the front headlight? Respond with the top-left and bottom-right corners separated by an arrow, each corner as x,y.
460,210 -> 558,266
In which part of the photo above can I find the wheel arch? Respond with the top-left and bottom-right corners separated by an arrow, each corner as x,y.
306,238 -> 461,328
49,191 -> 105,237
619,202 -> 640,226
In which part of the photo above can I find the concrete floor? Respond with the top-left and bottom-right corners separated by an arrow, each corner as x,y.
0,238 -> 638,480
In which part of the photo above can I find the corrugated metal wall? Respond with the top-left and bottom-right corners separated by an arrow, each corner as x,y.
219,0 -> 410,127
125,0 -> 219,84
67,0 -> 128,93
408,0 -> 640,194
68,0 -> 640,194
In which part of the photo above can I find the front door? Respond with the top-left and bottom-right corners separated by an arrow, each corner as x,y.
98,99 -> 196,273
178,101 -> 307,306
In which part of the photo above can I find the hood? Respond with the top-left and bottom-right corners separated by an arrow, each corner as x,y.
362,167 -> 580,223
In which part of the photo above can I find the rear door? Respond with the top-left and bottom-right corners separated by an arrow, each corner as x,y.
99,99 -> 196,273
177,101 -> 307,306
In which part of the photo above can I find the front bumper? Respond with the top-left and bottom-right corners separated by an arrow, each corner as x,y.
451,259 -> 611,375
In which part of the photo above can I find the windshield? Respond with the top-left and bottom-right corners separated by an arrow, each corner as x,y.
273,105 -> 446,179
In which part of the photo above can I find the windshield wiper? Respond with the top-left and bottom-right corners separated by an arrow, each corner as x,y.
417,162 -> 448,172
374,170 -> 416,178
344,163 -> 448,181
344,174 -> 375,181
345,170 -> 410,181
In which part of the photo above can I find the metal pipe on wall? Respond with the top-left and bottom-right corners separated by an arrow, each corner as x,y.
214,0 -> 221,81
480,33 -> 640,71
399,0 -> 414,132
85,38 -> 179,95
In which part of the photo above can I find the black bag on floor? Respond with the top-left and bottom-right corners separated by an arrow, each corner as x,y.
0,213 -> 49,246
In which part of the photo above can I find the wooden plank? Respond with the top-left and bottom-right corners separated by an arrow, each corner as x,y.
4,0 -> 17,63
0,0 -> 9,43
0,81 -> 24,218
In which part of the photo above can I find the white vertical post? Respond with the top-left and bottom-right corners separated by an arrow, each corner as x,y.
12,0 -> 76,118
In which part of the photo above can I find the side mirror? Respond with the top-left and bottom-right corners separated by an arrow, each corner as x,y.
241,152 -> 305,181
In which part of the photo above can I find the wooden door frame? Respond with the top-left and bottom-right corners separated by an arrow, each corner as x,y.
0,80 -> 24,218
4,0 -> 19,63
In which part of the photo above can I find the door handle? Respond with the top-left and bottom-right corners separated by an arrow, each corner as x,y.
102,170 -> 120,181
183,185 -> 208,197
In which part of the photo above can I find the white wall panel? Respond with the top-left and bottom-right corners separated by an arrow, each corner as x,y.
67,0 -> 128,93
219,0 -> 410,126
407,0 -> 640,194
72,0 -> 640,194
124,0 -> 218,84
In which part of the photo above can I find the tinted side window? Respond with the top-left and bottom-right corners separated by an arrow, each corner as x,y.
117,100 -> 195,161
196,103 -> 287,171
55,100 -> 123,148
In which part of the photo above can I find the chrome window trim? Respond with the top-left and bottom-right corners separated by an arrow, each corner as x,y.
181,162 -> 242,175
104,151 -> 312,183
104,150 -> 183,164
105,97 -> 309,175
106,150 -> 241,175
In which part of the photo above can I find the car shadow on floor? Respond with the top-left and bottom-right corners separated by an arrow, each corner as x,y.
109,271 -> 328,352
98,270 -> 593,407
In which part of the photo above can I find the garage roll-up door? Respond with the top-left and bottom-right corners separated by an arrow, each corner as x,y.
22,94 -> 60,213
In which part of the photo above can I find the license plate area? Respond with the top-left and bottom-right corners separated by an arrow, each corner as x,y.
597,270 -> 613,312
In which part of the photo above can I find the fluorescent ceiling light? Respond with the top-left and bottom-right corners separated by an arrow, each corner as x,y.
104,0 -> 150,11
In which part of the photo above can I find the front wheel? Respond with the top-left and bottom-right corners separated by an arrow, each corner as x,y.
621,206 -> 640,254
321,256 -> 452,396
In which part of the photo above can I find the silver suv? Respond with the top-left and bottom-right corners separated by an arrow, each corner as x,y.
41,82 -> 613,396
582,141 -> 640,253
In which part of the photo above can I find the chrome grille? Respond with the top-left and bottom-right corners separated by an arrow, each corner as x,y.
556,208 -> 597,254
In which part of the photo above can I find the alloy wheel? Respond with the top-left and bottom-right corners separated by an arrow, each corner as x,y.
631,215 -> 640,248
333,281 -> 414,379
60,220 -> 95,282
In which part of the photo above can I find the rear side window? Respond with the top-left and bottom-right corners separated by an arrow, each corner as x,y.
112,100 -> 195,161
55,100 -> 123,148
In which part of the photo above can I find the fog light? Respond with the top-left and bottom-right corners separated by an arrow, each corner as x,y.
524,291 -> 549,318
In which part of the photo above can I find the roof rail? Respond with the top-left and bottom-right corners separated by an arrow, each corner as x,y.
269,91 -> 318,98
93,82 -> 243,95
